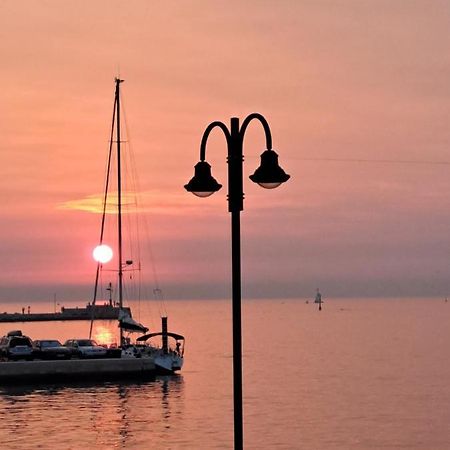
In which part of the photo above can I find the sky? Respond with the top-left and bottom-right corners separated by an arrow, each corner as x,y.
1,0 -> 450,302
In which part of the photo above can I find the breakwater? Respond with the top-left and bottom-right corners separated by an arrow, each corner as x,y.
0,305 -> 132,323
0,357 -> 155,383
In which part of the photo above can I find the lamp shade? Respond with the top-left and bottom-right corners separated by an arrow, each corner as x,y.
184,161 -> 222,197
249,149 -> 290,189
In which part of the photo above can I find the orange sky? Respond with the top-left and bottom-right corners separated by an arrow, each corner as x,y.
1,1 -> 450,301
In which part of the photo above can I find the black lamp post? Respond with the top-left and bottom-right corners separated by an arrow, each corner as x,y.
185,113 -> 290,450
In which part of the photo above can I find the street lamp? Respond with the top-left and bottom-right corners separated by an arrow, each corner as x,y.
185,113 -> 290,450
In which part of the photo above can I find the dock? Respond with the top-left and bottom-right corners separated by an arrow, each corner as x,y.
0,358 -> 155,383
0,305 -> 132,323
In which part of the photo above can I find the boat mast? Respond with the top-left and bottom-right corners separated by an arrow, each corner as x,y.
88,81 -> 118,340
115,77 -> 124,346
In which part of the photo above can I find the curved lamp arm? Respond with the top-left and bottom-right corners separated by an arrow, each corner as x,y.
239,113 -> 272,150
200,121 -> 232,161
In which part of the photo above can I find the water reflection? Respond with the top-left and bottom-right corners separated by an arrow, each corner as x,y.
0,375 -> 185,449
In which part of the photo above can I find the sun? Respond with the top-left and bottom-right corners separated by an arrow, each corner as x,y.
93,244 -> 113,263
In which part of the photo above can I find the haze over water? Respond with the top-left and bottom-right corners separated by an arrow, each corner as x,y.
0,297 -> 448,449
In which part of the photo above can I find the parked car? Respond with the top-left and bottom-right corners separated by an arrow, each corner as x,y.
63,339 -> 108,358
0,330 -> 34,361
33,340 -> 72,360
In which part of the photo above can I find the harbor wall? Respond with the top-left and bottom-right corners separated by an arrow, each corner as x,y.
0,306 -> 132,323
0,358 -> 155,383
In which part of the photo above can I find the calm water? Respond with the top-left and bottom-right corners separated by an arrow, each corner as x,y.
0,298 -> 449,449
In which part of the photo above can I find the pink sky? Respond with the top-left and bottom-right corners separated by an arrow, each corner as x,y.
1,1 -> 450,301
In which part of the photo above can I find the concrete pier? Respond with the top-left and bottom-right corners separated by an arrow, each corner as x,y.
0,358 -> 155,383
0,305 -> 132,323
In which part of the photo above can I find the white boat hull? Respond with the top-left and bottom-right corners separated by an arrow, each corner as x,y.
121,346 -> 183,373
154,353 -> 183,373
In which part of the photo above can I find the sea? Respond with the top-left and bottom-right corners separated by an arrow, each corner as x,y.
0,297 -> 448,450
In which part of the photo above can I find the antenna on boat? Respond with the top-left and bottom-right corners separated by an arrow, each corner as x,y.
107,282 -> 113,306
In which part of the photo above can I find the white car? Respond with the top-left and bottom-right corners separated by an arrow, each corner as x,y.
0,330 -> 34,360
63,339 -> 107,358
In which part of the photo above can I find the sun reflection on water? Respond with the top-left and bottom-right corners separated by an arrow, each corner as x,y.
92,325 -> 116,346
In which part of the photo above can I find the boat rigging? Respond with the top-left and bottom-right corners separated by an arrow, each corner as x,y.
88,78 -> 184,373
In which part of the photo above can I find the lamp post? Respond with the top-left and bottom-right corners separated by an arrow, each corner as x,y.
185,113 -> 290,450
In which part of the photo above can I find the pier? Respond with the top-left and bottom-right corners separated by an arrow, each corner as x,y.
0,305 -> 132,323
0,358 -> 155,383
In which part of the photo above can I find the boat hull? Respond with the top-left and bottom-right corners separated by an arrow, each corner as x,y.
122,346 -> 183,374
154,354 -> 184,374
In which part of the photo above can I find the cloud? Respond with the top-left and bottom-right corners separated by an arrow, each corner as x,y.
59,192 -> 139,214
58,190 -> 228,216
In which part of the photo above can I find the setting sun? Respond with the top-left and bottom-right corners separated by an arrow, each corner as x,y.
93,244 -> 113,264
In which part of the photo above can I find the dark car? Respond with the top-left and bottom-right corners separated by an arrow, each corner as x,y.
33,340 -> 72,360
0,330 -> 34,361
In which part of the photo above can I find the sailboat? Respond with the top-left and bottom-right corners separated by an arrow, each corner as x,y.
90,78 -> 184,373
314,288 -> 323,311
